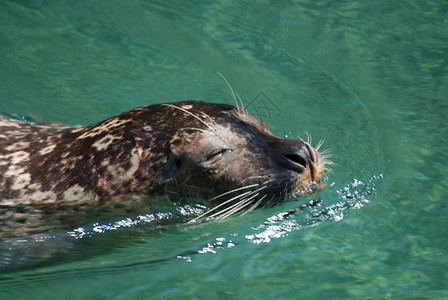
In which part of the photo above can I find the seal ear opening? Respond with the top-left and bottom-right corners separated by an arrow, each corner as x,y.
175,158 -> 182,169
162,154 -> 182,180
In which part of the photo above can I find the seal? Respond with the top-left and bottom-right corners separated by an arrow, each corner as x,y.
0,101 -> 327,239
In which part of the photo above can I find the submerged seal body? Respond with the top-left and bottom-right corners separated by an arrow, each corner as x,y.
0,101 -> 326,239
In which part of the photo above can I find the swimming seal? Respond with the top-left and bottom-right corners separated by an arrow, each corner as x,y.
0,101 -> 326,239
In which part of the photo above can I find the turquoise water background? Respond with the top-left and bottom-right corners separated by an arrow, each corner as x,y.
1,0 -> 447,299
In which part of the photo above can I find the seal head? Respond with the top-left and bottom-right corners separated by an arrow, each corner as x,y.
164,103 -> 325,200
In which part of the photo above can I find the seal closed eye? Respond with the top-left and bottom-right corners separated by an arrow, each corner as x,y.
0,101 -> 327,239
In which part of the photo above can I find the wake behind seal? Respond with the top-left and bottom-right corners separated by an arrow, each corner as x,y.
0,101 -> 328,239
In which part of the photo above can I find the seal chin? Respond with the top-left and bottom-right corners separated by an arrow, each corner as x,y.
290,178 -> 326,199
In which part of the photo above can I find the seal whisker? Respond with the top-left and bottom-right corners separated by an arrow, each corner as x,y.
189,184 -> 269,222
215,192 -> 262,220
321,155 -> 334,161
163,104 -> 216,133
246,175 -> 270,181
323,160 -> 336,166
259,194 -> 276,208
208,195 -> 256,220
189,190 -> 254,223
208,183 -> 263,202
315,139 -> 325,151
180,174 -> 193,188
235,93 -> 247,116
304,132 -> 312,145
216,72 -> 245,113
178,127 -> 211,134
209,185 -> 266,210
320,149 -> 333,157
196,111 -> 219,127
241,194 -> 267,215
209,184 -> 270,219
325,167 -> 334,174
282,183 -> 293,198
320,149 -> 335,166
183,184 -> 202,199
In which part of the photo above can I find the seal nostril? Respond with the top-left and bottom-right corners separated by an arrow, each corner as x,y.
284,153 -> 308,168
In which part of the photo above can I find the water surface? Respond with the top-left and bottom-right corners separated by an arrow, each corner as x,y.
0,0 -> 447,298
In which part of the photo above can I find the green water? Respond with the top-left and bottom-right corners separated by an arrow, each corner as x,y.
0,0 -> 447,298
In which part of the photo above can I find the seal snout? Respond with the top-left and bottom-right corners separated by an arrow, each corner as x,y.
274,140 -> 315,176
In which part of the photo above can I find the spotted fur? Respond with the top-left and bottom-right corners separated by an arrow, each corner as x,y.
0,101 -> 326,239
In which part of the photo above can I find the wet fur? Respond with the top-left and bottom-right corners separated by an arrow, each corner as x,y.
0,101 -> 326,239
